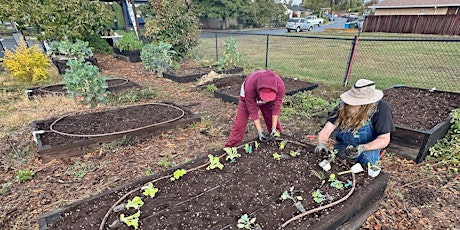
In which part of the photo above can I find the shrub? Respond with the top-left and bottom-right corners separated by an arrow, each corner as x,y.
47,39 -> 94,59
140,42 -> 176,74
117,32 -> 143,51
429,109 -> 460,165
85,34 -> 113,54
144,0 -> 199,59
217,36 -> 241,70
63,59 -> 108,108
2,40 -> 50,82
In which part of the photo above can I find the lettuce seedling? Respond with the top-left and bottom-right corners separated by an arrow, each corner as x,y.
273,152 -> 281,161
170,169 -> 187,181
312,189 -> 325,203
254,141 -> 260,149
279,141 -> 286,150
244,144 -> 253,154
120,210 -> 140,229
142,182 -> 159,198
237,213 -> 261,230
328,173 -> 344,189
206,154 -> 224,170
290,150 -> 300,157
125,196 -> 144,210
280,186 -> 305,213
224,147 -> 241,162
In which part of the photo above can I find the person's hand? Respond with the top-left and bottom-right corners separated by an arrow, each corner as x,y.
314,143 -> 328,155
269,128 -> 279,140
258,130 -> 269,142
345,145 -> 365,159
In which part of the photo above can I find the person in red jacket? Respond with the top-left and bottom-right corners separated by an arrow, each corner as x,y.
225,70 -> 285,147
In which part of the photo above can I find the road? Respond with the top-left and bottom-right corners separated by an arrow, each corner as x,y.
200,17 -> 347,38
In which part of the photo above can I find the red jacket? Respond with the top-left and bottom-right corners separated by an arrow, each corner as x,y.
242,70 -> 285,121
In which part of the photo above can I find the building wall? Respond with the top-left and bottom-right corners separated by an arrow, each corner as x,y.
374,7 -> 449,16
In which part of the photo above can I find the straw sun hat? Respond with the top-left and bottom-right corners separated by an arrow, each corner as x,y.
340,79 -> 383,106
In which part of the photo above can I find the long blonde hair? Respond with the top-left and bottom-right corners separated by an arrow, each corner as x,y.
334,103 -> 376,133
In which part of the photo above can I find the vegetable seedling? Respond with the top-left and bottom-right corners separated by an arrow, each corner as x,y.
224,147 -> 241,162
206,154 -> 224,170
280,186 -> 306,213
120,210 -> 140,229
290,150 -> 300,157
125,196 -> 144,210
273,152 -> 281,161
254,141 -> 260,149
237,213 -> 261,230
279,141 -> 286,150
142,182 -> 159,198
170,169 -> 187,181
244,144 -> 253,154
310,169 -> 325,185
328,173 -> 344,189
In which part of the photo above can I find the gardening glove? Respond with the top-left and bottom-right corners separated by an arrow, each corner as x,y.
258,130 -> 269,142
314,143 -> 328,155
268,128 -> 279,141
345,145 -> 365,159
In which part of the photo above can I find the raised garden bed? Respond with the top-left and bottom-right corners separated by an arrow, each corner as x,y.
38,137 -> 389,230
206,75 -> 318,104
383,86 -> 460,163
162,65 -> 244,83
26,78 -> 140,100
32,102 -> 200,163
51,56 -> 99,75
113,47 -> 141,63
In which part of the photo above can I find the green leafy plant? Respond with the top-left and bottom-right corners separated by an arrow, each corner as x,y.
48,39 -> 94,59
107,87 -> 158,105
170,169 -> 187,181
254,141 -> 260,149
279,141 -> 286,150
85,34 -> 113,54
273,152 -> 281,161
2,40 -> 50,82
15,169 -> 35,183
63,59 -> 108,108
310,170 -> 325,185
224,147 -> 241,162
206,84 -> 217,93
237,213 -> 260,230
328,173 -> 344,189
145,0 -> 199,59
142,182 -> 159,198
206,154 -> 224,170
280,187 -> 303,202
312,189 -> 325,203
217,36 -> 241,70
429,109 -> 460,166
117,32 -> 143,51
65,161 -> 89,179
290,150 -> 300,157
120,210 -> 140,229
125,196 -> 144,210
141,41 -> 177,74
244,144 -> 253,154
157,156 -> 171,168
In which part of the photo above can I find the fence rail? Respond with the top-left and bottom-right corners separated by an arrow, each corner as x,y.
196,32 -> 460,93
363,15 -> 460,35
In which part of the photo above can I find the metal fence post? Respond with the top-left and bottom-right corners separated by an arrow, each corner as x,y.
265,34 -> 270,69
343,35 -> 360,86
215,33 -> 218,62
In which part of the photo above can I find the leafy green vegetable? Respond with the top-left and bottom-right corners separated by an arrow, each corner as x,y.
170,169 -> 187,181
273,152 -> 281,161
206,154 -> 224,170
125,196 -> 144,210
142,182 -> 159,198
120,210 -> 140,229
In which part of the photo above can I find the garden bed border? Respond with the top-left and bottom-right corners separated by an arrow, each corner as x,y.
162,66 -> 244,83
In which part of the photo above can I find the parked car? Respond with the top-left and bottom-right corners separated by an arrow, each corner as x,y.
305,15 -> 324,27
285,18 -> 313,32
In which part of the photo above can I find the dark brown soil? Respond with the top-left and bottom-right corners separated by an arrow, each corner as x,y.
383,86 -> 460,130
47,139 -> 375,230
28,78 -> 140,99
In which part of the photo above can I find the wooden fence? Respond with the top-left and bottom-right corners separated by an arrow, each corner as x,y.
363,15 -> 460,35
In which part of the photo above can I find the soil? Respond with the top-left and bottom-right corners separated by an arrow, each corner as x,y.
46,138 -> 377,230
28,78 -> 140,99
383,87 -> 460,130
163,65 -> 244,83
1,53 -> 459,230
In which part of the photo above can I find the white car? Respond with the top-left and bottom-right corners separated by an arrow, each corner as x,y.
286,18 -> 313,32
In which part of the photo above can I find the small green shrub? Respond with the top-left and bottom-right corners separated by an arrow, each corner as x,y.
15,169 -> 35,183
107,87 -> 158,105
217,36 -> 241,70
117,32 -> 143,51
48,39 -> 94,59
206,84 -> 217,93
429,109 -> 460,165
140,42 -> 176,74
63,59 -> 108,108
85,34 -> 113,54
2,40 -> 51,82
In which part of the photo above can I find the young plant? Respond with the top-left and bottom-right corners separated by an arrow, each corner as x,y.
120,211 -> 140,229
273,152 -> 281,161
254,141 -> 260,150
117,32 -> 143,51
310,169 -> 325,185
125,196 -> 144,210
206,84 -> 217,93
157,156 -> 171,168
170,169 -> 187,181
63,59 -> 108,108
280,186 -> 305,213
237,214 -> 261,230
2,40 -> 50,82
312,189 -> 325,203
141,41 -> 177,74
279,141 -> 286,150
327,149 -> 338,163
142,182 -> 159,198
48,39 -> 93,59
206,154 -> 224,170
224,147 -> 241,162
244,144 -> 253,154
15,169 -> 35,183
328,173 -> 344,189
217,36 -> 241,70
290,150 -> 300,157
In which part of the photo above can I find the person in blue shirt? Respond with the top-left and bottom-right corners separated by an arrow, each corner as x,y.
314,79 -> 395,165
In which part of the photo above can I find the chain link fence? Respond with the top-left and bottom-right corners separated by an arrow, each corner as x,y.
196,31 -> 460,93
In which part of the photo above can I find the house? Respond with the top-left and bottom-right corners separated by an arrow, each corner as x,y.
368,0 -> 460,15
286,5 -> 312,18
